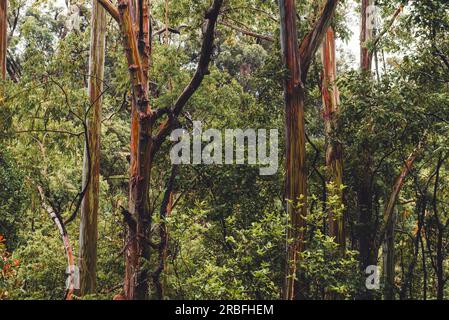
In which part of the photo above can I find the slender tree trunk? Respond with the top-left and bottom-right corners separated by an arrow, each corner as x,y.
153,165 -> 177,300
382,210 -> 395,299
0,0 -> 7,80
321,27 -> 344,251
436,230 -> 444,300
432,154 -> 445,300
357,2 -> 376,294
278,0 -> 339,300
360,0 -> 374,71
78,0 -> 107,296
321,27 -> 345,300
419,229 -> 427,300
37,186 -> 76,300
279,0 -> 307,300
400,197 -> 425,300
379,143 -> 423,299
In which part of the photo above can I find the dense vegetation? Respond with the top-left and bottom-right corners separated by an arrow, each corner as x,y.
0,0 -> 448,300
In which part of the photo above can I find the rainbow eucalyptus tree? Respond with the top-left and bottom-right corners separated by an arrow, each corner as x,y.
97,0 -> 223,299
279,0 -> 339,300
321,27 -> 344,252
78,0 -> 107,296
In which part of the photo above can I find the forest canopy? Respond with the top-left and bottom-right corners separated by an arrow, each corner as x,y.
0,0 -> 449,300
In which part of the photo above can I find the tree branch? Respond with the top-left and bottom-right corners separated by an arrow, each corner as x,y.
152,0 -> 223,154
153,165 -> 178,300
377,137 -> 426,247
298,0 -> 339,82
218,20 -> 274,42
370,4 -> 404,51
97,0 -> 120,23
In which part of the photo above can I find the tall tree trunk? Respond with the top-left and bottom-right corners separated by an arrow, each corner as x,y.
382,210 -> 395,300
78,0 -> 107,296
279,0 -> 339,300
0,0 -> 7,80
321,27 -> 344,251
357,1 -> 376,292
279,0 -> 307,300
116,0 -> 153,300
433,153 -> 445,300
436,230 -> 444,300
98,0 -> 223,300
360,0 -> 374,71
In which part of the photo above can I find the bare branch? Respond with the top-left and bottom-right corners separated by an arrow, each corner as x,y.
152,0 -> 224,154
370,4 -> 404,51
37,185 -> 76,300
218,20 -> 274,42
98,0 -> 120,23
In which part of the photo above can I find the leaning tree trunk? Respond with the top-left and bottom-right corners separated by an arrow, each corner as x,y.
78,0 -> 107,296
321,27 -> 344,251
0,0 -> 7,80
37,186 -> 76,300
279,0 -> 307,300
379,141 -> 423,299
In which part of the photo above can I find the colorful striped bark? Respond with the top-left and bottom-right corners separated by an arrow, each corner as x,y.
321,27 -> 345,251
279,0 -> 307,300
78,0 -> 107,296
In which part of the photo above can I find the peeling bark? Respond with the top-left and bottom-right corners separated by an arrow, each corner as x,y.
116,0 -> 153,300
98,0 -> 119,22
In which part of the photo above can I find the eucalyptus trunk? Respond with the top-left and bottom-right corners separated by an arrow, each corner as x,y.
382,211 -> 395,300
279,0 -> 307,300
96,0 -> 222,300
357,0 -> 376,281
380,142 -> 423,299
78,0 -> 107,296
116,0 -> 153,300
321,27 -> 344,251
360,0 -> 374,71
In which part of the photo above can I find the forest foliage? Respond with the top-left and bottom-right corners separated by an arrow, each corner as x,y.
0,0 -> 449,300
